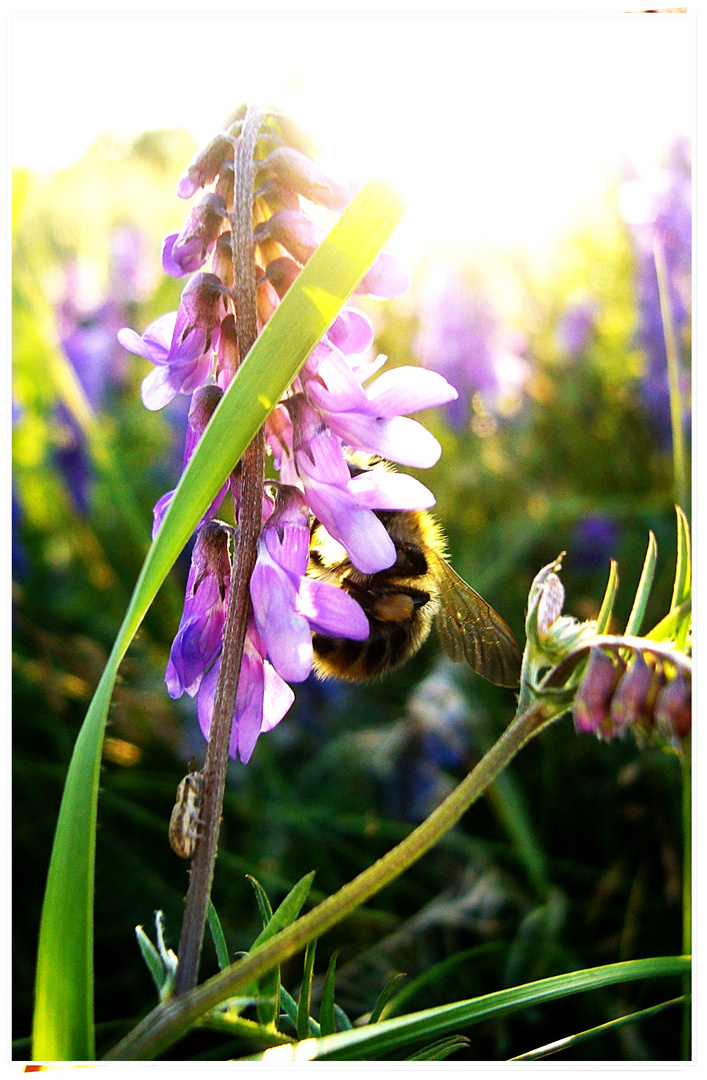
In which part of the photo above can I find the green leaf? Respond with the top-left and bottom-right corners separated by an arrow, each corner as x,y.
243,956 -> 689,1061
369,972 -> 406,1024
297,939 -> 317,1040
135,926 -> 167,996
624,531 -> 657,636
595,560 -> 619,635
319,952 -> 338,1037
646,599 -> 692,645
207,901 -> 231,972
250,870 -> 317,952
31,177 -> 404,1062
280,986 -> 320,1039
671,506 -> 691,651
247,875 -> 275,929
407,1035 -> 470,1061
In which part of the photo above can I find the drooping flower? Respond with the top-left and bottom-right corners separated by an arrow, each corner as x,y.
166,522 -> 232,700
250,485 -> 369,682
119,273 -> 227,409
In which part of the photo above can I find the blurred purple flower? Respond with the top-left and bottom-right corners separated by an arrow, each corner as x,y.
618,137 -> 691,441
571,516 -> 618,570
555,300 -> 599,358
414,265 -> 528,429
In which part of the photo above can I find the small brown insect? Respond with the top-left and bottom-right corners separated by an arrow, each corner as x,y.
168,772 -> 202,859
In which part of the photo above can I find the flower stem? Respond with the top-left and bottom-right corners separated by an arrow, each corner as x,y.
653,236 -> 688,514
173,105 -> 265,996
105,700 -> 558,1059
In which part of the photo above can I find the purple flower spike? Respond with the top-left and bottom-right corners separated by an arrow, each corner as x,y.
250,485 -> 369,681
166,522 -> 231,699
162,193 -> 228,277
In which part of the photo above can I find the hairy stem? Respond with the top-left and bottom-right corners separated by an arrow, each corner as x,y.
174,105 -> 265,996
105,700 -> 558,1059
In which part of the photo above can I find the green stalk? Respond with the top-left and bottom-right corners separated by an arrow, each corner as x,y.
653,237 -> 688,512
104,701 -> 558,1060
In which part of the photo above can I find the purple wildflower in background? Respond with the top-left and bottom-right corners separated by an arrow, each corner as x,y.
555,300 -> 599,359
53,231 -> 151,512
119,109 -> 456,762
414,264 -> 528,430
618,137 -> 691,442
571,515 -> 618,571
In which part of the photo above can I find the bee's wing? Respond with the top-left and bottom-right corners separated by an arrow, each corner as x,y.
431,552 -> 522,687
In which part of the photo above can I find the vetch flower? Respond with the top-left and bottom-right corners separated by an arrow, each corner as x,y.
166,522 -> 232,700
152,384 -> 228,538
119,273 -> 227,409
197,615 -> 294,764
162,193 -> 228,277
250,485 -> 369,682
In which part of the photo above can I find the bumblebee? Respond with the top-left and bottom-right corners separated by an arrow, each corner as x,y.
308,501 -> 522,688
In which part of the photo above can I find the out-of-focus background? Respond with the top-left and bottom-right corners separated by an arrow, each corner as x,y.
12,9 -> 693,1061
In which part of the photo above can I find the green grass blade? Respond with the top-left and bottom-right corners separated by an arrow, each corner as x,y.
247,875 -> 274,928
319,953 -> 338,1036
250,871 -> 317,952
624,531 -> 657,636
671,506 -> 691,652
296,939 -> 317,1040
510,995 -> 685,1060
368,973 -> 406,1024
135,927 -> 167,996
595,560 -> 619,634
245,956 -> 689,1061
207,902 -> 231,972
407,1035 -> 470,1061
31,177 -> 405,1062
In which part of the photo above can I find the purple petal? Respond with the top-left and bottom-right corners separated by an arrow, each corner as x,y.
231,637 -> 265,763
303,481 -> 396,574
325,413 -> 442,469
348,470 -> 435,510
250,558 -> 314,682
326,308 -> 375,355
364,367 -> 458,416
357,252 -> 411,299
297,577 -> 369,640
260,663 -> 295,733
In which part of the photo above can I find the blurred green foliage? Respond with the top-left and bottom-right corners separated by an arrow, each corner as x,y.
13,131 -> 688,1061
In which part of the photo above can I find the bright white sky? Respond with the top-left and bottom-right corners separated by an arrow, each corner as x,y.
10,7 -> 694,259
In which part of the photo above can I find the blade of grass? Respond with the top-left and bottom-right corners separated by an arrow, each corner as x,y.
510,995 -> 685,1060
207,902 -> 230,972
244,956 -> 689,1061
624,532 -> 657,636
32,177 -> 405,1062
595,560 -> 619,634
319,953 -> 338,1037
296,940 -> 317,1040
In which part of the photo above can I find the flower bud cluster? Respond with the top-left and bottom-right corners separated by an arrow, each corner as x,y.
573,644 -> 691,751
119,108 -> 458,761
